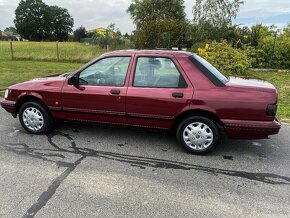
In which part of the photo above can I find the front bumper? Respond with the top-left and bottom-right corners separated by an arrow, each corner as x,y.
0,99 -> 17,117
222,118 -> 281,139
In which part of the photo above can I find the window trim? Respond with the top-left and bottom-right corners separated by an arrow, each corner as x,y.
77,55 -> 132,87
132,56 -> 188,89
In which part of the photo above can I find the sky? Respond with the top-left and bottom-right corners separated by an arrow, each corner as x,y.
0,0 -> 289,34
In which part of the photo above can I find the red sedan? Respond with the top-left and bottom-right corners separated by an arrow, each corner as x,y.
1,50 -> 281,154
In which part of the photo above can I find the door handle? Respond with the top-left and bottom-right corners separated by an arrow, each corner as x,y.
172,92 -> 183,98
111,89 -> 120,95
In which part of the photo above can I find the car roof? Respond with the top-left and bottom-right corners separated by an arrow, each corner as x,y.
104,49 -> 193,57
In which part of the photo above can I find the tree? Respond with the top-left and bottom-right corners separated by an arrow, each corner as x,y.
74,26 -> 87,42
127,0 -> 189,49
192,0 -> 244,44
14,0 -> 49,41
249,24 -> 270,47
48,6 -> 74,41
14,0 -> 73,41
4,27 -> 17,33
133,20 -> 189,49
128,0 -> 186,28
283,22 -> 290,37
193,0 -> 244,27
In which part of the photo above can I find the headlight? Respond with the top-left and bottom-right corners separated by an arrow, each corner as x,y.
4,89 -> 9,99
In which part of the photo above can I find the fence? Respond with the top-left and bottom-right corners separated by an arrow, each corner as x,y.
0,41 -> 105,63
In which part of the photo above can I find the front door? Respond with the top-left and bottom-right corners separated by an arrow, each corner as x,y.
61,56 -> 132,125
126,55 -> 194,129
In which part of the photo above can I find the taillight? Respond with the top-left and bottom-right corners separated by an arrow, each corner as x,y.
266,104 -> 277,116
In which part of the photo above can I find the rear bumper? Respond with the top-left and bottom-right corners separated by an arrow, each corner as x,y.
0,99 -> 17,117
222,119 -> 281,139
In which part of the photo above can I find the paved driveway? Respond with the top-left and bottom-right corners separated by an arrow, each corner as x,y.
0,107 -> 289,217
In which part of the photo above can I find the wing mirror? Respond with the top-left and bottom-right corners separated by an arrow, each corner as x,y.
68,75 -> 79,86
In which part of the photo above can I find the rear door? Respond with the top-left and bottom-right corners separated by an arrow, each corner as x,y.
126,54 -> 194,129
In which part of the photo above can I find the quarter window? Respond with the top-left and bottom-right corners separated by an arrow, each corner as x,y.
133,57 -> 187,88
79,56 -> 131,86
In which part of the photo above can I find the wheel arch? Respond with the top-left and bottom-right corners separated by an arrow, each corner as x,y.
172,109 -> 225,132
15,95 -> 48,115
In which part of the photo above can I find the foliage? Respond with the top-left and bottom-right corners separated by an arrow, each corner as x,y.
245,47 -> 266,68
249,24 -> 271,47
284,22 -> 290,37
193,0 -> 244,27
4,27 -> 17,33
127,0 -> 186,28
132,19 -> 189,49
91,24 -> 130,50
14,0 -> 49,41
74,26 -> 87,42
191,0 -> 244,44
47,6 -> 74,41
241,24 -> 290,69
258,33 -> 290,69
127,0 -> 189,49
14,0 -> 73,41
198,41 -> 251,76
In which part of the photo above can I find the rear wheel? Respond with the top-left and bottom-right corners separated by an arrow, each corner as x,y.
177,116 -> 220,154
19,101 -> 53,134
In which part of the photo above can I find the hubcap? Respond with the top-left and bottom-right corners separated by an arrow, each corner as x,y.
183,122 -> 213,151
23,107 -> 44,131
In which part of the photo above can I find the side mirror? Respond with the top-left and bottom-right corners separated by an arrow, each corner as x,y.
68,75 -> 79,86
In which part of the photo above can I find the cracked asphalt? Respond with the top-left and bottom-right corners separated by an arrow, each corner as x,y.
0,107 -> 289,218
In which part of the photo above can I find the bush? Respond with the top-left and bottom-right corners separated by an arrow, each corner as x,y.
245,46 -> 266,68
198,41 -> 251,76
258,35 -> 290,69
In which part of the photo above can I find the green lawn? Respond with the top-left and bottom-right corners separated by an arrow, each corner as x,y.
0,57 -> 289,122
0,60 -> 82,92
0,41 -> 104,63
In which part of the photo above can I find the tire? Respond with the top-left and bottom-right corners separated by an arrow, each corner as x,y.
176,116 -> 220,154
19,101 -> 53,134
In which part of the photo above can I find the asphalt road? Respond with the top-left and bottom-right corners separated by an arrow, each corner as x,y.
0,107 -> 289,218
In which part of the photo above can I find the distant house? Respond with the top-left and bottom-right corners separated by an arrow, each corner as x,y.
2,31 -> 21,41
88,27 -> 117,38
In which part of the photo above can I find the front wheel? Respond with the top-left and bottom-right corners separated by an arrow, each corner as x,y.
177,116 -> 220,154
19,101 -> 53,134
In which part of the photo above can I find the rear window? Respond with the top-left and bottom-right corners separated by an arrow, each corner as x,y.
189,54 -> 228,86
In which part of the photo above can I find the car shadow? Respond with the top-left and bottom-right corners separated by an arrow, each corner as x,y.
52,122 -> 279,159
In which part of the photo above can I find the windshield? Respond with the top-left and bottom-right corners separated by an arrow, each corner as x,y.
192,54 -> 228,84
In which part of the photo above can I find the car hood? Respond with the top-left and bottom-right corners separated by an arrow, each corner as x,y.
226,77 -> 276,93
9,73 -> 69,90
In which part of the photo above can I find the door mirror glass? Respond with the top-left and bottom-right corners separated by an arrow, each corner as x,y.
68,75 -> 79,86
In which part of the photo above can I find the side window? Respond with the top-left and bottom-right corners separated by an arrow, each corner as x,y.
79,56 -> 131,86
133,57 -> 187,88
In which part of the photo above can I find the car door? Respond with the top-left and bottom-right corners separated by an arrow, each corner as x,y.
126,54 -> 194,129
61,56 -> 132,124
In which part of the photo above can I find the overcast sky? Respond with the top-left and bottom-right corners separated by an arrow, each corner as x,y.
0,0 -> 289,33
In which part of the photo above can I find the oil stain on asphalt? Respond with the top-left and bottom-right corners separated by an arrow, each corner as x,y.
0,131 -> 290,218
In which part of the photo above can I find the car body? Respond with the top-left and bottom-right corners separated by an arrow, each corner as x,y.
1,50 -> 281,154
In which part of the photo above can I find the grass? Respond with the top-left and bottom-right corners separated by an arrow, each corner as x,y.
0,60 -> 82,92
0,41 -> 105,63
